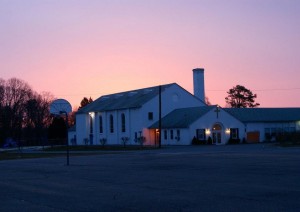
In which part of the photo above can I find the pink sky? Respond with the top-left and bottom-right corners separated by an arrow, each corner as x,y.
1,0 -> 299,109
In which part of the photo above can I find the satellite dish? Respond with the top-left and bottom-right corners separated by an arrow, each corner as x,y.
50,99 -> 72,115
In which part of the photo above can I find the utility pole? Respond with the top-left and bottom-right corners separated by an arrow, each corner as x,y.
60,111 -> 69,166
159,85 -> 162,148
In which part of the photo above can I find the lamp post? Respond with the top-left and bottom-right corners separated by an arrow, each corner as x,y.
49,98 -> 72,166
159,85 -> 162,148
60,111 -> 70,166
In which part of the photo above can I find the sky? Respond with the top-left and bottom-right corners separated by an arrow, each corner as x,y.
1,0 -> 299,109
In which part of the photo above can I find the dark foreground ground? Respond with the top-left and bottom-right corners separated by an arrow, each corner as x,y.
0,144 -> 299,212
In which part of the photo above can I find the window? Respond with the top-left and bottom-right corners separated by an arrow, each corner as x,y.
99,115 -> 103,133
230,128 -> 239,139
170,130 -> 174,140
212,124 -> 222,130
271,128 -> 276,137
196,129 -> 206,140
148,112 -> 153,120
110,114 -> 114,133
134,132 -> 138,141
89,115 -> 93,134
164,130 -> 167,140
121,113 -> 126,132
176,130 -> 180,140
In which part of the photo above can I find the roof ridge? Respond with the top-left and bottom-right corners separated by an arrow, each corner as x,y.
101,82 -> 176,97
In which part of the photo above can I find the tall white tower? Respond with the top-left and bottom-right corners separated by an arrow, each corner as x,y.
193,68 -> 205,102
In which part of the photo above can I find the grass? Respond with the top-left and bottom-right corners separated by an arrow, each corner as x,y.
0,151 -> 69,160
0,145 -> 158,161
43,145 -> 158,151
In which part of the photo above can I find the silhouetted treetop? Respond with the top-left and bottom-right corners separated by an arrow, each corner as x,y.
225,85 -> 260,108
79,97 -> 93,110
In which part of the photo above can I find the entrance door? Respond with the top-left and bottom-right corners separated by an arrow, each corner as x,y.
212,132 -> 221,144
212,123 -> 222,144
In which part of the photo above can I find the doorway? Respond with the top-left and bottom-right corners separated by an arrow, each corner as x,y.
212,123 -> 222,144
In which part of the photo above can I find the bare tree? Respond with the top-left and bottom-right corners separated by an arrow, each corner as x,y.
2,78 -> 33,141
24,92 -> 54,145
0,78 -> 54,146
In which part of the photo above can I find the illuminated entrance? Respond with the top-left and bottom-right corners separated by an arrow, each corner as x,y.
212,123 -> 222,144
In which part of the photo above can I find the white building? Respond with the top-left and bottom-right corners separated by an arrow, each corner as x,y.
149,106 -> 300,145
70,68 -> 300,145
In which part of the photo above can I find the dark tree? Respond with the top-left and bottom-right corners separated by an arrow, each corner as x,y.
78,97 -> 93,109
0,78 -> 54,146
24,92 -> 53,145
48,117 -> 67,145
68,107 -> 78,127
225,85 -> 260,108
1,78 -> 33,141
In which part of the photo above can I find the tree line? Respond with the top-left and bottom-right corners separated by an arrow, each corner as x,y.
0,78 -> 55,147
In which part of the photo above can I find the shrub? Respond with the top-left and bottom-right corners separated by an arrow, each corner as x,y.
228,138 -> 240,144
207,136 -> 212,145
121,137 -> 129,147
99,138 -> 107,147
191,136 -> 207,145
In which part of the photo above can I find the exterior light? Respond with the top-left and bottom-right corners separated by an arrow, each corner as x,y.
205,129 -> 211,135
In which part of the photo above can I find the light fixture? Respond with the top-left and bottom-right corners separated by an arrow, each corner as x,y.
205,129 -> 211,135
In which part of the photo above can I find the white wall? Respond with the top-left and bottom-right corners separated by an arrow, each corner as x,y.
76,113 -> 89,145
189,107 -> 245,144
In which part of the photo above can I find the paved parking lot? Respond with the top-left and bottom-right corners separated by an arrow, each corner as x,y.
0,144 -> 300,211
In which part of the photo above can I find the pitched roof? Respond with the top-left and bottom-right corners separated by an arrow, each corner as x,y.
149,106 -> 215,129
224,108 -> 300,122
77,83 -> 175,113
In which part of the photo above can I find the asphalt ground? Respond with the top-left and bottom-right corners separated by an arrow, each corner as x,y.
0,144 -> 299,212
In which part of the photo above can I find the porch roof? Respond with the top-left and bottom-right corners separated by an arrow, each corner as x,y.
149,106 -> 215,129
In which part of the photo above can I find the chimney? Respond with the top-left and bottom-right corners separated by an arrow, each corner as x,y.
193,68 -> 205,102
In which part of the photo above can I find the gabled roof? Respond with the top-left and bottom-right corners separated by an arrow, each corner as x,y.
77,83 -> 175,114
149,106 -> 215,129
224,108 -> 300,122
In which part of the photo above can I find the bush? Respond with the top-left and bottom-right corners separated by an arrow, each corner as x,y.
191,136 -> 208,145
277,132 -> 300,145
228,138 -> 240,144
207,136 -> 212,145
